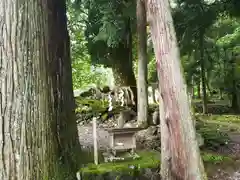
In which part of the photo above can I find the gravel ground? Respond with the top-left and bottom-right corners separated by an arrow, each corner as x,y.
78,124 -> 109,150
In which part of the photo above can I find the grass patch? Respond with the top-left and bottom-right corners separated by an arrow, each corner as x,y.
80,151 -> 160,175
202,152 -> 236,176
196,120 -> 230,150
202,152 -> 233,164
196,114 -> 240,133
200,114 -> 240,124
79,150 -> 234,177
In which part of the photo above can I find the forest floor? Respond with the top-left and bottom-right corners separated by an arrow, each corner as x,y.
76,97 -> 240,179
77,114 -> 240,179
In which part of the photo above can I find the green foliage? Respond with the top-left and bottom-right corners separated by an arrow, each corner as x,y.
224,0 -> 240,17
75,98 -> 109,114
67,3 -> 111,89
81,0 -> 136,66
173,0 -> 219,54
85,0 -> 136,47
72,60 -> 111,89
75,98 -> 129,123
217,26 -> 240,48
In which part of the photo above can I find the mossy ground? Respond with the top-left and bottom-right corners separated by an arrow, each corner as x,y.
195,113 -> 240,150
203,152 -> 239,177
196,120 -> 230,150
77,98 -> 240,177
80,151 -> 160,175
79,150 -> 236,175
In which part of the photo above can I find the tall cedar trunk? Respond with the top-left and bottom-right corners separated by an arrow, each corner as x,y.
0,1 -> 81,180
137,0 -> 148,124
192,78 -> 195,98
207,82 -> 212,97
232,91 -> 238,112
217,48 -> 224,100
220,89 -> 223,100
111,23 -> 137,105
230,57 -> 239,113
199,30 -> 208,114
197,80 -> 201,99
146,0 -> 207,179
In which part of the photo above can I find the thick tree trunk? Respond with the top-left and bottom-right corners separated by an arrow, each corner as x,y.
146,0 -> 207,179
199,30 -> 208,114
111,45 -> 136,89
137,0 -> 148,124
232,91 -> 239,112
0,1 -> 80,180
207,82 -> 212,97
111,36 -> 137,106
219,89 -> 224,100
191,79 -> 195,99
230,57 -> 240,113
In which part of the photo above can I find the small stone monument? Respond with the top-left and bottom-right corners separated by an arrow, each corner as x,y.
103,127 -> 144,162
102,88 -> 144,162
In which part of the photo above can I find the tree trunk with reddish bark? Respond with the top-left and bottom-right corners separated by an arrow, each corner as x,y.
146,0 -> 207,179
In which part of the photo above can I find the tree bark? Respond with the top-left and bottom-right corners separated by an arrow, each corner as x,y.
137,0 -> 148,124
230,57 -> 240,113
111,44 -> 136,89
146,0 -> 207,179
191,78 -> 195,99
219,89 -> 224,100
197,80 -> 201,99
199,30 -> 208,114
0,1 -> 81,180
111,37 -> 137,106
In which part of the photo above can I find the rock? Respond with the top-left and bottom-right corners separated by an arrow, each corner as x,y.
231,171 -> 240,180
137,126 -> 159,138
123,122 -> 137,128
137,126 -> 160,150
117,110 -> 137,128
